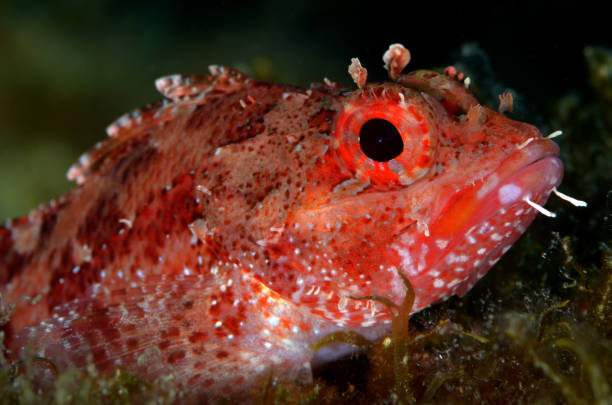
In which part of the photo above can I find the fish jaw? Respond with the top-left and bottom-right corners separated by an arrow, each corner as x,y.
394,139 -> 563,311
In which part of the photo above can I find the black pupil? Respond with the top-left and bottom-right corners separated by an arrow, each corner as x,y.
358,118 -> 404,162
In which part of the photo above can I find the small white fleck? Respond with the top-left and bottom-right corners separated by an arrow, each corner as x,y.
433,278 -> 445,288
361,319 -> 376,327
268,316 -> 280,327
215,321 -> 222,328
448,278 -> 461,288
435,239 -> 448,249
454,267 -> 465,273
477,248 -> 487,255
491,233 -> 503,241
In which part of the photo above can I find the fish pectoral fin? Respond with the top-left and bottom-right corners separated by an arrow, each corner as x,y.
11,272 -> 313,397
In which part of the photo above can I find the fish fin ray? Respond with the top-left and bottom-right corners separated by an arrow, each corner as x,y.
11,273 -> 311,395
67,66 -> 251,185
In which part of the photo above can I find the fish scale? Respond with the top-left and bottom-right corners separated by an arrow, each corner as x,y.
1,44 -> 564,401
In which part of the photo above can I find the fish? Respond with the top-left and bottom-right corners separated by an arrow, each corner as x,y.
0,44 -> 566,401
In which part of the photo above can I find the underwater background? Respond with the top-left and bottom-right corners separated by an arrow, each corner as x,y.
1,1 -> 611,403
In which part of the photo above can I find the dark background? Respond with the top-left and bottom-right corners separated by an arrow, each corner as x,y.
0,0 -> 609,220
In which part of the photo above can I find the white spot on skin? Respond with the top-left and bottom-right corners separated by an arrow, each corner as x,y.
394,245 -> 417,276
491,233 -> 503,241
268,316 -> 280,327
433,279 -> 445,288
498,184 -> 523,204
360,319 -> 376,327
448,278 -> 461,288
477,248 -> 487,255
435,239 -> 449,249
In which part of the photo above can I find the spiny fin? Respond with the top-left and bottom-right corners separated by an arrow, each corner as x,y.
67,66 -> 252,184
155,66 -> 249,100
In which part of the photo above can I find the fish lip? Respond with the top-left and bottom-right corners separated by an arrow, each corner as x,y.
495,138 -> 561,181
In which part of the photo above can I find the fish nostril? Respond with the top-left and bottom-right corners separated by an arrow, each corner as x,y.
358,118 -> 403,162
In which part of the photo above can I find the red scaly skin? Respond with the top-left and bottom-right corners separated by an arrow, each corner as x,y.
0,45 -> 563,401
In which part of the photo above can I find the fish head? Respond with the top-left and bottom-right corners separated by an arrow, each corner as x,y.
203,55 -> 562,331
267,74 -> 560,328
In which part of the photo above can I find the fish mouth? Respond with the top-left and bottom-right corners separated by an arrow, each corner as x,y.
474,138 -> 563,216
403,138 -> 563,311
445,138 -> 563,293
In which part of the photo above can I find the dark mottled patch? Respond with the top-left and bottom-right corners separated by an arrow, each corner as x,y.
158,340 -> 171,350
189,331 -> 208,343
126,337 -> 139,350
0,226 -> 23,285
160,326 -> 180,339
167,349 -> 186,364
96,132 -> 154,180
113,140 -> 158,185
308,107 -> 336,134
215,350 -> 229,359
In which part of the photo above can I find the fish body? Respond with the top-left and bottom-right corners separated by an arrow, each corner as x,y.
0,45 -> 563,400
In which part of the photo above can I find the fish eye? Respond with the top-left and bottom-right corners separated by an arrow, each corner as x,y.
333,86 -> 438,185
359,118 -> 404,162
